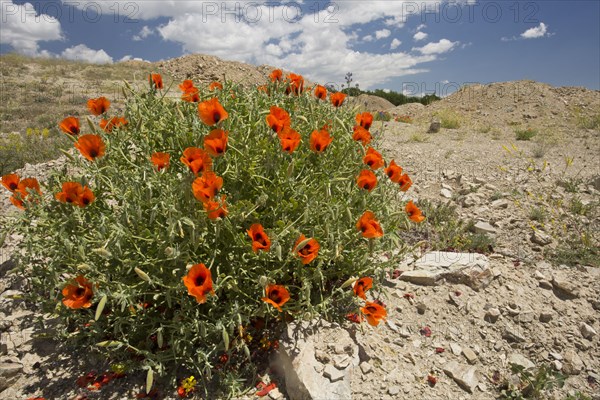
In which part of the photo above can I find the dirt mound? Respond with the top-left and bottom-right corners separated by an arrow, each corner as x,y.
154,53 -> 279,86
406,80 -> 600,129
347,94 -> 395,112
388,102 -> 425,116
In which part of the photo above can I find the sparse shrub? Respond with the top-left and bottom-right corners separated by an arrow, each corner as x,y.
9,74 -> 418,396
435,110 -> 461,129
498,363 -> 566,399
373,111 -> 391,121
409,133 -> 428,143
515,128 -> 537,141
529,206 -> 547,222
478,124 -> 491,133
0,128 -> 69,175
573,106 -> 600,130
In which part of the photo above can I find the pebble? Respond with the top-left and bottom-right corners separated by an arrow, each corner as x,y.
415,302 -> 427,314
450,343 -> 462,355
387,386 -> 400,396
462,348 -> 478,364
580,322 -> 597,340
539,312 -> 553,323
360,362 -> 373,374
484,308 -> 501,323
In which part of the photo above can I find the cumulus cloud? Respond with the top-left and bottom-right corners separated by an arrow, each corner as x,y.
375,29 -> 391,40
390,38 -> 402,50
133,26 -> 154,41
521,22 -> 550,39
363,35 -> 374,42
0,0 -> 63,56
61,44 -> 113,64
413,31 -> 428,41
413,39 -> 458,55
502,22 -> 553,41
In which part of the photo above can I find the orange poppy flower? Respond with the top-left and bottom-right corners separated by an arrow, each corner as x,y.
62,275 -> 94,309
151,152 -> 170,171
356,170 -> 377,192
257,85 -> 269,94
192,172 -> 223,203
385,160 -> 403,183
356,211 -> 383,238
353,277 -> 373,300
278,127 -> 301,154
203,195 -> 228,219
182,87 -> 200,103
182,263 -> 215,304
203,129 -> 228,157
398,174 -> 413,191
269,69 -> 283,82
179,79 -> 195,92
10,177 -> 41,209
209,81 -> 223,91
150,73 -> 163,89
78,186 -> 95,207
266,106 -> 291,134
74,134 -> 105,161
181,147 -> 212,175
360,301 -> 387,326
294,234 -> 320,265
286,73 -> 304,95
87,97 -> 110,116
1,174 -> 19,192
55,182 -> 83,205
363,147 -> 384,170
247,223 -> 271,253
314,85 -> 327,100
405,201 -> 426,223
99,116 -> 128,132
198,98 -> 228,126
356,112 -> 373,130
309,127 -> 333,153
261,284 -> 290,312
352,126 -> 372,146
59,116 -> 80,135
330,92 -> 347,107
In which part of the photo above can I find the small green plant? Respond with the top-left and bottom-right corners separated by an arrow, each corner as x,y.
478,124 -> 491,133
515,128 -> 537,141
373,111 -> 391,122
529,206 -> 547,222
498,363 -> 566,399
434,110 -> 461,129
409,133 -> 428,143
573,106 -> 600,130
491,191 -> 503,201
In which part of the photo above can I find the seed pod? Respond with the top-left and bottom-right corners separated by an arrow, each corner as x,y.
95,294 -> 107,321
134,267 -> 151,282
157,330 -> 163,349
92,248 -> 112,259
146,368 -> 154,395
222,327 -> 229,351
275,243 -> 282,261
243,344 -> 251,360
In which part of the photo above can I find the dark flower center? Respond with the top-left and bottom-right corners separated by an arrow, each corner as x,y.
269,290 -> 282,303
75,287 -> 85,297
315,144 -> 322,152
89,149 -> 98,158
82,197 -> 90,205
299,245 -> 311,256
195,275 -> 206,286
213,111 -> 221,123
9,183 -> 18,190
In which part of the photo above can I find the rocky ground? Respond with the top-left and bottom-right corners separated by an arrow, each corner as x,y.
1,55 -> 599,400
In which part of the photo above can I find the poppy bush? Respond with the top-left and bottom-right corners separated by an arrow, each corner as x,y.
8,72 -> 422,394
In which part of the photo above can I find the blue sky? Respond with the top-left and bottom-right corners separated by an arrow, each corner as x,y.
1,0 -> 599,94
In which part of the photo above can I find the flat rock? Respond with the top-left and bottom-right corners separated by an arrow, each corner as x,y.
440,188 -> 453,198
580,322 -> 597,340
276,321 -> 358,400
508,353 -> 535,370
562,350 -> 584,375
473,221 -> 497,235
0,362 -> 23,392
399,252 -> 492,290
443,361 -> 480,393
551,274 -> 581,299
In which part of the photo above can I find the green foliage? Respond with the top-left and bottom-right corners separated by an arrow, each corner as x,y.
403,200 -> 494,254
565,392 -> 592,400
435,110 -> 461,129
373,111 -> 392,122
499,363 -> 566,399
515,128 -> 537,141
528,206 -> 547,222
0,128 -> 69,175
12,78 -> 410,395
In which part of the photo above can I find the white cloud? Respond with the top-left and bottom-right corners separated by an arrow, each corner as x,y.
133,25 -> 154,41
61,44 -> 113,64
415,24 -> 427,31
390,38 -> 402,50
119,55 -> 150,63
375,29 -> 391,40
0,0 -> 63,56
502,22 -> 553,41
413,31 -> 428,41
413,39 -> 458,55
521,22 -> 549,39
363,35 -> 374,42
